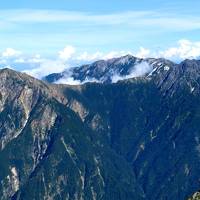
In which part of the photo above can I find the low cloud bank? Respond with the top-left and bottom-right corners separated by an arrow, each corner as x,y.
53,61 -> 152,85
111,62 -> 153,83
54,69 -> 100,85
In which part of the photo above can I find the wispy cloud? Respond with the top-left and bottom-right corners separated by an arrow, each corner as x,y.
1,48 -> 22,58
59,46 -> 76,60
22,59 -> 67,78
1,8 -> 200,57
159,39 -> 200,60
1,9 -> 200,32
1,10 -> 153,24
111,62 -> 152,83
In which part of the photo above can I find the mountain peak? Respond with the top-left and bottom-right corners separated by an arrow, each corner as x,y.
180,59 -> 200,69
44,55 -> 166,84
175,59 -> 200,79
0,67 -> 51,90
0,67 -> 31,80
0,67 -> 19,75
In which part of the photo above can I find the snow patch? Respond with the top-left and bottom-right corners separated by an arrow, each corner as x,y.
10,167 -> 19,192
164,66 -> 170,71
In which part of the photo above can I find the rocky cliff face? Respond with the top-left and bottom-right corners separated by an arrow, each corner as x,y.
1,58 -> 200,199
188,192 -> 200,200
0,69 -> 143,200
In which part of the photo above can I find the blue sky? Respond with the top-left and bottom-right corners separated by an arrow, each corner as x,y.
1,0 -> 200,75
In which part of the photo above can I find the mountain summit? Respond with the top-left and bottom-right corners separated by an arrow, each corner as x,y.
44,55 -> 175,84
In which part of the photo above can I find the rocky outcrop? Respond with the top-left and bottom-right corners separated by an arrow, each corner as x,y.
188,192 -> 200,200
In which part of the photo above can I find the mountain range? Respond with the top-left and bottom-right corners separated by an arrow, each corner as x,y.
1,56 -> 200,199
44,55 -> 174,84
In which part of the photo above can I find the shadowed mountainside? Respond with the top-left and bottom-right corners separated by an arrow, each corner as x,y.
1,58 -> 200,199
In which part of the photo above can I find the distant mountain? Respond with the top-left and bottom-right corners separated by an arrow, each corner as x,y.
44,55 -> 175,84
1,58 -> 200,199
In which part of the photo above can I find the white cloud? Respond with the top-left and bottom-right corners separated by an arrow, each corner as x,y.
55,71 -> 100,85
23,60 -> 67,78
55,76 -> 81,85
103,51 -> 131,60
111,62 -> 152,83
131,62 -> 153,76
159,39 -> 200,60
136,47 -> 151,58
59,46 -> 76,61
23,46 -> 76,78
77,52 -> 103,62
22,49 -> 133,80
77,51 -> 132,62
2,48 -> 22,58
14,58 -> 26,63
132,39 -> 200,60
27,54 -> 44,63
